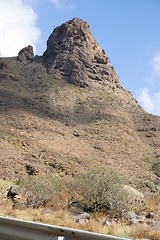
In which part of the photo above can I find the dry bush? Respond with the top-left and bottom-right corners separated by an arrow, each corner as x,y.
25,178 -> 56,208
21,174 -> 64,208
67,168 -> 128,216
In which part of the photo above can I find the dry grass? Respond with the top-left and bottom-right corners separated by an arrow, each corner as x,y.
0,179 -> 12,193
36,209 -> 80,229
0,199 -> 160,239
145,197 -> 160,215
105,222 -> 132,238
131,224 -> 160,240
0,198 -> 13,216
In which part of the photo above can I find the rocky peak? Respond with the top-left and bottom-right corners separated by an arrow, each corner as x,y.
17,45 -> 34,63
43,17 -> 119,88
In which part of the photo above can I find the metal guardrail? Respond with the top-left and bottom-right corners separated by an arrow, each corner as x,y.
0,216 -> 130,240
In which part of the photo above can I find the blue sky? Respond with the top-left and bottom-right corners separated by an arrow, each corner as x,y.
0,0 -> 160,115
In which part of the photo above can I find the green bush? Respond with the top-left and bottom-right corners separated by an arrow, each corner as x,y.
67,167 -> 128,215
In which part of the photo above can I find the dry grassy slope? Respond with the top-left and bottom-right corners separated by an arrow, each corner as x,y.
0,56 -> 160,191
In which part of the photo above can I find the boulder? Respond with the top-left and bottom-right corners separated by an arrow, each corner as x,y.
7,185 -> 27,209
102,220 -> 112,226
124,211 -> 137,221
17,45 -> 34,63
122,185 -> 145,211
7,186 -> 21,199
73,212 -> 90,224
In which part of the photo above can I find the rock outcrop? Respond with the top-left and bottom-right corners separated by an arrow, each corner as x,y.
17,45 -> 34,63
43,17 -> 119,88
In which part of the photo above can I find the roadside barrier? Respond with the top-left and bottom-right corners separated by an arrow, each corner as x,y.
0,216 -> 130,240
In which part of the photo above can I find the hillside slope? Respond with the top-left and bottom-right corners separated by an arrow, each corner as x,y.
0,18 -> 159,192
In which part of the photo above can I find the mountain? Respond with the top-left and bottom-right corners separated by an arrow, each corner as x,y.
0,17 -> 159,192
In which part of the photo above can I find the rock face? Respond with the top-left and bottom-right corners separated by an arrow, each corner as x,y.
17,45 -> 34,63
43,17 -> 119,88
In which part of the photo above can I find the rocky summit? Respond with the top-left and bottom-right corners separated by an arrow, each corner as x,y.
0,17 -> 160,193
43,17 -> 119,88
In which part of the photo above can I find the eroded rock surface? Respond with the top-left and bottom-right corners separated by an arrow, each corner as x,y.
43,17 -> 119,88
17,45 -> 34,63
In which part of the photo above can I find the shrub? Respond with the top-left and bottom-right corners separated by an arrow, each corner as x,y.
21,174 -> 63,208
67,167 -> 128,215
153,162 -> 160,177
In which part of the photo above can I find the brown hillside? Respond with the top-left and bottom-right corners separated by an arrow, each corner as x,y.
0,17 -> 159,192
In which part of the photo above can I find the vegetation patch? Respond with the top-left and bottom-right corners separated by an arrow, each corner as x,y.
18,173 -> 65,208
152,162 -> 160,177
142,156 -> 153,164
67,167 -> 130,216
